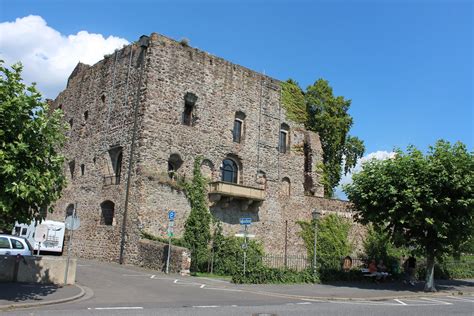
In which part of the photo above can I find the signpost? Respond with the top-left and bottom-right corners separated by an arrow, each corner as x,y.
165,210 -> 176,274
64,203 -> 80,286
34,224 -> 48,256
236,217 -> 254,275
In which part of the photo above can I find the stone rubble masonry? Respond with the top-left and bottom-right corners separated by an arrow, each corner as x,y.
49,32 -> 358,265
137,239 -> 191,275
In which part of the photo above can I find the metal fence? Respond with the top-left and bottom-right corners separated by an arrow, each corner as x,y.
262,254 -> 311,271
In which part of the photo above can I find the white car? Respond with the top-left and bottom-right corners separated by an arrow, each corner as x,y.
0,234 -> 33,256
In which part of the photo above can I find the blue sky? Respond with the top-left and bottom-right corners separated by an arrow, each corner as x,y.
1,0 -> 472,196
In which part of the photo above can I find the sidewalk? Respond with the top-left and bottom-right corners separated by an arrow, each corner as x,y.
0,282 -> 85,311
235,279 -> 474,301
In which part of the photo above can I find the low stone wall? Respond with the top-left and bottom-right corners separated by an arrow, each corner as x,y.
0,256 -> 76,285
136,239 -> 191,275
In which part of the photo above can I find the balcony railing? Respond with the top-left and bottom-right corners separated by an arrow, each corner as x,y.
208,181 -> 265,202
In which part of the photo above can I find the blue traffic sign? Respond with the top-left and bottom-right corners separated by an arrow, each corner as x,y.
240,217 -> 252,225
168,210 -> 176,221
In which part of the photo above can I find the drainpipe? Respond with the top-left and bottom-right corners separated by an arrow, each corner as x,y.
119,35 -> 149,264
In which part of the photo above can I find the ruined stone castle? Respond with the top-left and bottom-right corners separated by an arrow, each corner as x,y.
49,33 -> 356,264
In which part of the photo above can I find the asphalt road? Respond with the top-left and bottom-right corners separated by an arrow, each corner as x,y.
4,259 -> 474,315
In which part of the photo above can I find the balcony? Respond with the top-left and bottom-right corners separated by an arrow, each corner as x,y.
208,181 -> 265,210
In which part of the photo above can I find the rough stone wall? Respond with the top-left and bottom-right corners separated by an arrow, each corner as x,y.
49,32 -> 360,265
136,239 -> 190,275
49,43 -> 148,262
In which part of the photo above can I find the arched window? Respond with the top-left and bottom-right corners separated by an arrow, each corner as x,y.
233,111 -> 246,143
168,153 -> 183,179
69,160 -> 75,179
65,204 -> 75,218
221,159 -> 238,183
182,92 -> 198,126
281,177 -> 291,196
279,123 -> 290,153
100,200 -> 115,226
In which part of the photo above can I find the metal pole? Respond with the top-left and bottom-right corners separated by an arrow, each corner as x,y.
284,220 -> 288,268
313,219 -> 317,276
64,203 -> 76,286
166,231 -> 171,274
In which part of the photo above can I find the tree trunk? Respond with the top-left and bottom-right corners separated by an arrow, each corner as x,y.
424,253 -> 437,292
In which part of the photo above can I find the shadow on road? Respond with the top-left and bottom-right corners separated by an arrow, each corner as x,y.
325,279 -> 474,293
0,283 -> 59,302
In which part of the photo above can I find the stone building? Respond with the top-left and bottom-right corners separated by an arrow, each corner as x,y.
49,33 -> 356,264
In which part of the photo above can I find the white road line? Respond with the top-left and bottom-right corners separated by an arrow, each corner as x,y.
204,287 -> 242,292
200,284 -> 206,288
122,274 -> 150,277
296,302 -> 312,305
77,264 -> 91,267
88,307 -> 144,310
174,279 -> 178,283
231,305 -> 238,307
301,298 -> 325,302
193,305 -> 220,308
420,297 -> 452,305
150,275 -> 155,279
394,299 -> 407,305
446,295 -> 474,302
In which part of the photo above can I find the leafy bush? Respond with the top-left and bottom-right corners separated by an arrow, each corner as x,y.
298,214 -> 353,273
210,221 -> 264,276
417,255 -> 474,280
232,266 -> 318,284
363,225 -> 407,273
319,268 -> 365,282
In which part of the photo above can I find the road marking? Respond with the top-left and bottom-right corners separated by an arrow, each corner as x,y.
394,299 -> 407,305
420,297 -> 452,305
150,275 -> 155,279
122,274 -> 150,277
174,279 -> 178,283
77,264 -> 91,267
296,302 -> 312,305
193,305 -> 220,308
200,284 -> 206,288
204,287 -> 242,292
231,305 -> 238,307
446,296 -> 474,302
88,307 -> 144,310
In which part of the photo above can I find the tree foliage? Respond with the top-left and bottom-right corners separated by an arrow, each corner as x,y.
183,157 -> 211,272
281,78 -> 365,197
298,213 -> 353,271
344,140 -> 474,291
0,61 -> 66,231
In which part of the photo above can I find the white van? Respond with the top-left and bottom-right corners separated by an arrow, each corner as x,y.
12,220 -> 66,255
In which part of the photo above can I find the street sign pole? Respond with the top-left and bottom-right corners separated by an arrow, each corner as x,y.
243,224 -> 248,275
165,210 -> 176,274
64,203 -> 76,285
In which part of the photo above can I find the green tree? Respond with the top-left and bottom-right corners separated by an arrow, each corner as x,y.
299,213 -> 352,271
305,79 -> 365,197
363,225 -> 406,272
0,61 -> 66,231
183,157 -> 211,272
281,78 -> 364,198
344,140 -> 474,291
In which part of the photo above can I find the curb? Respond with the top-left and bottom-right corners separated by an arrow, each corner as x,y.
238,287 -> 474,302
0,284 -> 86,311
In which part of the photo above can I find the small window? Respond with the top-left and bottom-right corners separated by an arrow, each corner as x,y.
21,228 -> 27,236
69,160 -> 75,179
108,147 -> 123,185
221,158 -> 238,183
233,111 -> 246,143
66,204 -> 75,218
101,95 -> 106,103
0,237 -> 10,249
182,92 -> 198,126
69,118 -> 74,128
81,164 -> 85,176
14,227 -> 21,235
168,154 -> 183,179
279,123 -> 290,154
11,239 -> 24,249
281,177 -> 291,196
101,200 -> 115,226
58,104 -> 63,110
233,120 -> 242,143
84,111 -> 89,121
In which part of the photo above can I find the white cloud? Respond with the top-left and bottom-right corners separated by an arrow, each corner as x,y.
0,15 -> 129,98
335,150 -> 395,200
